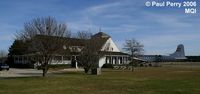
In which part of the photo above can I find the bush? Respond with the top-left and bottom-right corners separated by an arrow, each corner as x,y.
102,64 -> 113,68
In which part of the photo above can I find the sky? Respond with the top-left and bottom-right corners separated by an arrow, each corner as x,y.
0,0 -> 199,56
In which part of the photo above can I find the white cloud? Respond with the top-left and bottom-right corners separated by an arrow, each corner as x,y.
84,0 -> 142,16
86,2 -> 123,14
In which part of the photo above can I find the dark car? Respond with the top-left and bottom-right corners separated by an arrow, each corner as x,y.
0,63 -> 9,71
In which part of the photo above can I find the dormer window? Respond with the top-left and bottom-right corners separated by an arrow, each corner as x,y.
69,46 -> 84,52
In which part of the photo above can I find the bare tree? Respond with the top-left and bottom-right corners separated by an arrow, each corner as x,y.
123,39 -> 144,71
76,31 -> 92,39
79,39 -> 102,74
16,16 -> 70,77
75,31 -> 102,75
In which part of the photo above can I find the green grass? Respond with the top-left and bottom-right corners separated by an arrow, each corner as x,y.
0,66 -> 200,94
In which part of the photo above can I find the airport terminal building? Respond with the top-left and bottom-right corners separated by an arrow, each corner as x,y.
11,32 -> 130,68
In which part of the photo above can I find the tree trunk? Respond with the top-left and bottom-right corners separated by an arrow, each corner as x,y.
42,68 -> 46,77
42,62 -> 48,77
84,68 -> 89,74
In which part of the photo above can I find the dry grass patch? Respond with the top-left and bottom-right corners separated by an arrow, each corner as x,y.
0,65 -> 200,94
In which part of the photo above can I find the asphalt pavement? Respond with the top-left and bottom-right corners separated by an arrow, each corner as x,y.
0,68 -> 84,78
0,68 -> 43,78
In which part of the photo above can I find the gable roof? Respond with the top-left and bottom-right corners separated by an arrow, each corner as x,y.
89,37 -> 109,51
66,38 -> 86,46
33,33 -> 109,51
14,32 -> 126,56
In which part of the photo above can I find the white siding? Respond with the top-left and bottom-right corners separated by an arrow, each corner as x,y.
101,38 -> 120,52
98,57 -> 106,68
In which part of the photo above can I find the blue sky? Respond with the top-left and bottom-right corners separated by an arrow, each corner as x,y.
0,0 -> 199,55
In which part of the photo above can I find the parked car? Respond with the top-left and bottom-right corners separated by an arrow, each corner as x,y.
0,63 -> 9,71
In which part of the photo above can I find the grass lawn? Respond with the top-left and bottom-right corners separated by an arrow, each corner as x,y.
0,65 -> 200,94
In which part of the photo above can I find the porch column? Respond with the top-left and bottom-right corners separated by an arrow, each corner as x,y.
118,57 -> 120,65
75,56 -> 78,69
113,57 -> 115,65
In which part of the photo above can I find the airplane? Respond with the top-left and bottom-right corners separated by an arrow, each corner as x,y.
138,44 -> 187,62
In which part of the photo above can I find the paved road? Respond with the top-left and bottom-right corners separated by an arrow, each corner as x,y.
0,68 -> 43,77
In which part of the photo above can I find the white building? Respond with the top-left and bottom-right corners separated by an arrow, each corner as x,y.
12,32 -> 130,68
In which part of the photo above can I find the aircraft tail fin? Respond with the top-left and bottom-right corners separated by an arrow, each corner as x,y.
170,44 -> 187,59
